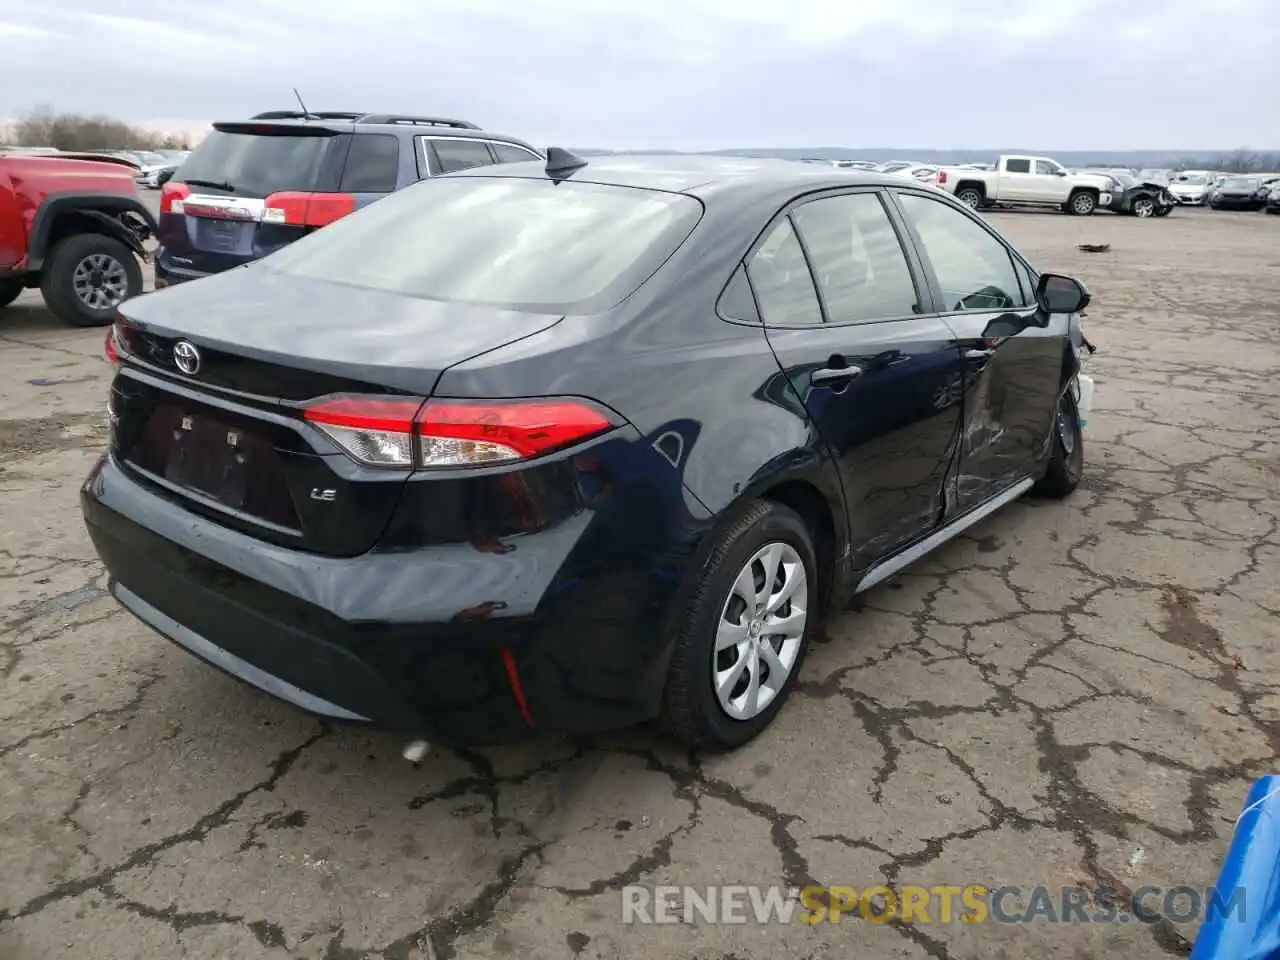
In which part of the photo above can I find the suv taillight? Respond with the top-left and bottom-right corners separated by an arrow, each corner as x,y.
159,181 -> 191,215
303,395 -> 620,469
937,170 -> 948,185
262,192 -> 357,228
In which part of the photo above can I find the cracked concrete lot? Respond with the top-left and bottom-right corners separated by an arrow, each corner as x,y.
1,207 -> 1278,960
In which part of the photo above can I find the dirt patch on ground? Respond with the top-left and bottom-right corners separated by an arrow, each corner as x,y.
0,412 -> 107,460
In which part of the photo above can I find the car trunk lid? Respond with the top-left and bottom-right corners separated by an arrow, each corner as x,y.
110,268 -> 565,556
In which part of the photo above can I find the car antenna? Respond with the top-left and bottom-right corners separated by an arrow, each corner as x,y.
545,146 -> 587,181
292,87 -> 315,120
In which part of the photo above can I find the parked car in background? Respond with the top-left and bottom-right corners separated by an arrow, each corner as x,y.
1169,174 -> 1211,204
1208,176 -> 1269,211
887,163 -> 941,184
85,154 -> 1094,750
1083,170 -> 1176,217
877,160 -> 921,174
0,151 -> 156,325
155,110 -> 543,288
1136,168 -> 1173,186
935,155 -> 1110,214
1265,186 -> 1280,214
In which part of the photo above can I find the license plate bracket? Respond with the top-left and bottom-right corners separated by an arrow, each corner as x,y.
163,412 -> 253,510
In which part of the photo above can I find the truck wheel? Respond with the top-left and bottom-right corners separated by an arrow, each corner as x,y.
0,278 -> 22,311
1131,196 -> 1156,218
956,187 -> 984,209
40,233 -> 143,328
1068,190 -> 1097,216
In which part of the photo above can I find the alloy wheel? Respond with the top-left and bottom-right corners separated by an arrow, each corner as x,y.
713,541 -> 808,721
71,254 -> 129,312
1133,198 -> 1155,218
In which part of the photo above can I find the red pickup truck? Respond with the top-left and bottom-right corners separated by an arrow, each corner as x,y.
0,152 -> 157,326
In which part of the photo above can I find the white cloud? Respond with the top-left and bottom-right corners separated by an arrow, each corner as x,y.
0,0 -> 1275,150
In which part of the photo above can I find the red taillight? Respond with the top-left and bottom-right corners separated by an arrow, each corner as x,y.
304,395 -> 424,467
104,326 -> 120,366
263,192 -> 357,228
302,395 -> 618,469
159,181 -> 191,215
937,170 -> 948,185
419,400 -> 615,465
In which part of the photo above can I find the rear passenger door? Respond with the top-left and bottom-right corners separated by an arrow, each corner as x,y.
752,189 -> 966,569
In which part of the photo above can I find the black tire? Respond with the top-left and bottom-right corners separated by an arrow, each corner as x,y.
660,499 -> 818,751
1154,204 -> 1173,217
1034,390 -> 1084,498
39,233 -> 143,328
956,187 -> 984,210
1067,190 -> 1097,216
0,278 -> 22,310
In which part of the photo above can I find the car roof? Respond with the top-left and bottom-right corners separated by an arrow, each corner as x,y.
448,152 -> 916,201
211,116 -> 537,149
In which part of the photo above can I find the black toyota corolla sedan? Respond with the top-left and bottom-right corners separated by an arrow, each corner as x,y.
83,152 -> 1093,751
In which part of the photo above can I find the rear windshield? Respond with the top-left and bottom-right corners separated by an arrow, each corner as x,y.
175,127 -> 334,198
1223,178 -> 1259,189
265,176 -> 704,313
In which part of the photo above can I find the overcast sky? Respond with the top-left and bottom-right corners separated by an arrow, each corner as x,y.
1,0 -> 1276,151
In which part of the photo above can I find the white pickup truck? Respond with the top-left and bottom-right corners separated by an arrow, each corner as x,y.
934,155 -> 1112,215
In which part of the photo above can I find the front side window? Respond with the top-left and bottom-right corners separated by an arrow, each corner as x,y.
897,193 -> 1028,311
1034,160 -> 1060,176
266,177 -> 702,314
745,218 -> 823,327
789,193 -> 920,323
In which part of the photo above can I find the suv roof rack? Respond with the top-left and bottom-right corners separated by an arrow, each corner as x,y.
249,110 -> 366,121
355,114 -> 480,130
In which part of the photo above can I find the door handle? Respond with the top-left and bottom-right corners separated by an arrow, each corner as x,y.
964,348 -> 996,360
811,365 -> 863,385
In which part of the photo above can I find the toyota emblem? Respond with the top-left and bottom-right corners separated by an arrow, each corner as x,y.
173,340 -> 201,375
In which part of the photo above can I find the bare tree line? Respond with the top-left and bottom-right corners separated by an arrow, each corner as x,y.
1201,149 -> 1280,173
0,105 -> 193,153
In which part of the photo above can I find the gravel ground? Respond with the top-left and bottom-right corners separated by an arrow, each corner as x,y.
1,206 -> 1278,960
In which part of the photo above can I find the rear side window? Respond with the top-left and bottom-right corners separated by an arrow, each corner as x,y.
746,218 -> 823,327
340,134 -> 400,193
176,128 -> 335,198
265,177 -> 703,314
790,193 -> 921,323
491,142 -> 540,164
430,139 -> 494,173
1004,158 -> 1031,174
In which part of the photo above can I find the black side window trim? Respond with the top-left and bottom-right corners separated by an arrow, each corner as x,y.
884,187 -> 1040,317
720,185 -> 934,330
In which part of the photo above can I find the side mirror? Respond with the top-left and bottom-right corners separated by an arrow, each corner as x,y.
1036,273 -> 1090,314
157,169 -> 174,186
1054,169 -> 1067,176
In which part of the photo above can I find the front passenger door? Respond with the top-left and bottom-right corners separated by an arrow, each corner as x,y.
891,190 -> 1066,513
751,190 -> 966,569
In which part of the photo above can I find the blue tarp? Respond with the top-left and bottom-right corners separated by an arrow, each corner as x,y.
1192,775 -> 1280,960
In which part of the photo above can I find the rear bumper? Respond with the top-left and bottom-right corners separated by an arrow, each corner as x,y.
82,451 -> 708,745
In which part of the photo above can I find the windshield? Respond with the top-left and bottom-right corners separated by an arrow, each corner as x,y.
175,128 -> 334,197
1110,173 -> 1138,187
135,151 -> 167,164
1176,175 -> 1206,185
1223,178 -> 1260,189
266,176 -> 704,314
879,161 -> 912,172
